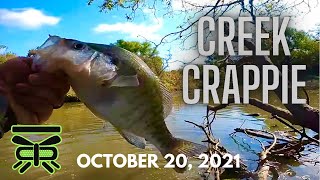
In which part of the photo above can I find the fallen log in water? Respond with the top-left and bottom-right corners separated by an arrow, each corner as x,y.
234,128 -> 292,142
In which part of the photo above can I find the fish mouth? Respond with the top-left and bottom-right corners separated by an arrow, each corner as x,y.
30,35 -> 62,56
30,35 -> 63,71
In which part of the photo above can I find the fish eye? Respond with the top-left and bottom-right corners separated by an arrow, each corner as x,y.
73,42 -> 85,50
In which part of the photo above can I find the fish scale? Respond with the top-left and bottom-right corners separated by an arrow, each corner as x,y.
117,86 -> 167,138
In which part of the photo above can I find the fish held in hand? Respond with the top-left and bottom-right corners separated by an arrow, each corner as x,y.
32,35 -> 206,172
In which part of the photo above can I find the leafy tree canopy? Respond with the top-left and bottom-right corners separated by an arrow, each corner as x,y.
114,39 -> 159,57
0,46 -> 15,63
114,40 -> 163,75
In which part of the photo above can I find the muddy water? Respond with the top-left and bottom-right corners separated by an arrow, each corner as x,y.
0,90 -> 319,180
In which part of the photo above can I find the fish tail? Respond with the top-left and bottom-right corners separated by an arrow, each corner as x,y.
160,138 -> 207,173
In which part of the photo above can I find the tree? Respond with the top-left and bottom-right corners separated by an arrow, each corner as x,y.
114,40 -> 163,76
0,46 -> 16,63
115,39 -> 159,56
285,28 -> 319,66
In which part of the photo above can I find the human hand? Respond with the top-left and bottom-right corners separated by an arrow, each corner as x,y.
0,57 -> 70,124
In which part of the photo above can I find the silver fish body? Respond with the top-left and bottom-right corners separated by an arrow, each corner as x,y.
33,36 -> 206,172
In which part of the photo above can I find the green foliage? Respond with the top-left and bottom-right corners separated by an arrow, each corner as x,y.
265,28 -> 318,66
0,45 -> 16,63
160,70 -> 199,92
143,56 -> 163,76
285,28 -> 319,66
267,28 -> 319,77
0,52 -> 16,64
160,70 -> 182,91
115,39 -> 159,56
114,40 -> 163,76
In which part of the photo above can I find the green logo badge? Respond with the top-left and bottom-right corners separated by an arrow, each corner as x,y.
11,125 -> 62,174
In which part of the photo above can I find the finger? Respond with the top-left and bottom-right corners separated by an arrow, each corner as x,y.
7,56 -> 32,62
14,83 -> 64,108
19,57 -> 33,67
0,58 -> 33,85
13,94 -> 53,124
28,72 -> 70,93
5,57 -> 33,69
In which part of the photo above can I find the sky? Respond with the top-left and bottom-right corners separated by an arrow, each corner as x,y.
0,0 -> 319,70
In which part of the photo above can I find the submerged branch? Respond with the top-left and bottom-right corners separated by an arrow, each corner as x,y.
234,128 -> 293,143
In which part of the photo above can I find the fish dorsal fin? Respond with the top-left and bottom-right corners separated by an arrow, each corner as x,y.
118,130 -> 146,149
109,75 -> 139,87
160,82 -> 173,118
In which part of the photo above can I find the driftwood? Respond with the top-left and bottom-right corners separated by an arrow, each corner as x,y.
206,92 -> 319,179
187,110 -> 288,179
233,128 -> 306,157
233,128 -> 292,143
251,130 -> 277,180
185,120 -> 248,176
185,108 -> 253,180
188,101 -> 318,179
232,127 -> 279,179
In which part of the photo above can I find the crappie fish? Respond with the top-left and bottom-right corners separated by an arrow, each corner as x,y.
32,35 -> 205,172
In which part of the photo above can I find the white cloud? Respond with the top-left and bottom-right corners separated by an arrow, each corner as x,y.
93,18 -> 163,41
0,8 -> 60,29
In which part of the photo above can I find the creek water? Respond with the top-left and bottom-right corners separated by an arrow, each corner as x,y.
0,90 -> 319,180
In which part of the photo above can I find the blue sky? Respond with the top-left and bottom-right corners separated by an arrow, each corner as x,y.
0,0 -> 319,70
0,0 -> 176,55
